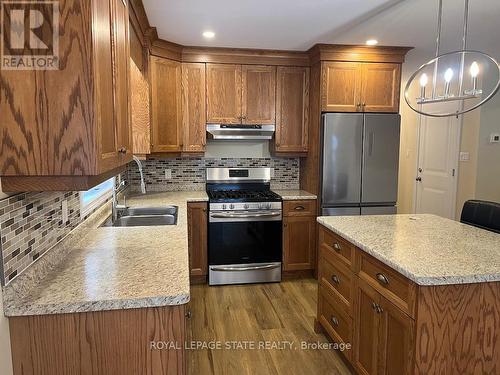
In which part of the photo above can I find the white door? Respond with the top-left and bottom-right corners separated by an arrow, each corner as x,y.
414,109 -> 461,219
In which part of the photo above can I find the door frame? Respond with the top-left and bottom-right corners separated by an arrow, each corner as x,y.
412,110 -> 462,218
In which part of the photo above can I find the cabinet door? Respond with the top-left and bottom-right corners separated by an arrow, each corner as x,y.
182,63 -> 206,153
321,62 -> 361,112
275,66 -> 309,153
377,296 -> 415,375
206,64 -> 242,124
96,0 -> 120,173
354,278 -> 381,375
187,202 -> 208,277
111,0 -> 132,161
360,63 -> 401,113
150,56 -> 182,152
241,65 -> 276,124
283,215 -> 315,271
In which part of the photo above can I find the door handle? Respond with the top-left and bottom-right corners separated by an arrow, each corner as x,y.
211,264 -> 281,272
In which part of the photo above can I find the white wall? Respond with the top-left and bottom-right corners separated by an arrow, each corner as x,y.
475,91 -> 500,202
0,289 -> 13,375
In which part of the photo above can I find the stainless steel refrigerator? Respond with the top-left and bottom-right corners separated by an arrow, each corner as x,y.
321,113 -> 401,216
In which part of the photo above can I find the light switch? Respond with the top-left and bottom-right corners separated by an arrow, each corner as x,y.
459,152 -> 470,162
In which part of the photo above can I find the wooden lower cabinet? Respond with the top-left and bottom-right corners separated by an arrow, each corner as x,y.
187,202 -> 208,281
282,199 -> 317,272
9,305 -> 186,375
283,216 -> 315,271
317,224 -> 499,374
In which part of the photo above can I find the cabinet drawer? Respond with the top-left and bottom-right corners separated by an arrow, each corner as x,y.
319,227 -> 355,269
357,251 -> 416,317
283,200 -> 316,216
318,286 -> 353,360
319,247 -> 354,316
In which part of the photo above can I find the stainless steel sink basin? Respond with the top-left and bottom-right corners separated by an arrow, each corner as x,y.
101,206 -> 178,227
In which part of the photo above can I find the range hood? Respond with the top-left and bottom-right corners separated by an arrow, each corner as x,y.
206,124 -> 275,140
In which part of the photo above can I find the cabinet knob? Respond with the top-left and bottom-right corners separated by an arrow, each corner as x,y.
332,242 -> 341,252
331,274 -> 340,284
330,316 -> 339,326
185,310 -> 192,319
118,147 -> 127,154
376,273 -> 389,285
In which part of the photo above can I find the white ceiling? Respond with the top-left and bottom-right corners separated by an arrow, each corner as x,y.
143,0 -> 500,60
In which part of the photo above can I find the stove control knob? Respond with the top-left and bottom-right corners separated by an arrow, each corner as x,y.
266,203 -> 272,209
244,204 -> 249,209
230,204 -> 235,209
222,204 -> 227,210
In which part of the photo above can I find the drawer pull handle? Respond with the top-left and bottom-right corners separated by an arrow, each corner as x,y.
330,316 -> 339,326
333,243 -> 341,251
376,273 -> 389,285
294,205 -> 305,211
331,275 -> 340,284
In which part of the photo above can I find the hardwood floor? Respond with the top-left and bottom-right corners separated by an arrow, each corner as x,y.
187,278 -> 353,374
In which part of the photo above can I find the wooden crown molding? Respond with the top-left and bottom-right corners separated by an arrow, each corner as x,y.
308,44 -> 413,64
131,0 -> 413,65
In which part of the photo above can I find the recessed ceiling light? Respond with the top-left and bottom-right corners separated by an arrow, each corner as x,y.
203,31 -> 215,39
366,39 -> 378,46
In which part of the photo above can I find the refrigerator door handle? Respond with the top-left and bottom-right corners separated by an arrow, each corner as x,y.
368,132 -> 374,157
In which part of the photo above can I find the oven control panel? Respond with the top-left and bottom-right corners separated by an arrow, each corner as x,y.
209,202 -> 282,212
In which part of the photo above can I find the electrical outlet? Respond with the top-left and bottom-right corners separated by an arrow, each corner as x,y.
459,151 -> 470,162
165,169 -> 172,180
490,133 -> 500,143
61,200 -> 68,224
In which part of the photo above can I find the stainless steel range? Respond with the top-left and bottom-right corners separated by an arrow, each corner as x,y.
206,168 -> 282,286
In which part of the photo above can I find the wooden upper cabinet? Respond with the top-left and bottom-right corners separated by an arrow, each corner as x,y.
321,61 -> 401,113
0,0 -> 131,191
182,63 -> 206,153
150,56 -> 182,152
241,65 -> 276,124
360,63 -> 401,113
206,64 -> 242,124
111,0 -> 131,161
275,66 -> 310,154
321,62 -> 361,112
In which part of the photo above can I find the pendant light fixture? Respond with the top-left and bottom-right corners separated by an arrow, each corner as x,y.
404,0 -> 500,117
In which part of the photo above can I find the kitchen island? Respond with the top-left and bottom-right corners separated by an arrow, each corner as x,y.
3,191 -> 208,375
316,214 -> 500,374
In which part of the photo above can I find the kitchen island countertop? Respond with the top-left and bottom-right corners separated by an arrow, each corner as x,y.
317,214 -> 500,286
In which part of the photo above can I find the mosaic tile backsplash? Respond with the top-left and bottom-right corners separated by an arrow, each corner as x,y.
127,157 -> 300,192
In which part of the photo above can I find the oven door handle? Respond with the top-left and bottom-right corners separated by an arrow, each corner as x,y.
211,264 -> 281,272
210,212 -> 281,219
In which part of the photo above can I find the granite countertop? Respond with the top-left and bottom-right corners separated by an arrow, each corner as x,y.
273,190 -> 317,200
3,191 -> 208,317
317,214 -> 500,286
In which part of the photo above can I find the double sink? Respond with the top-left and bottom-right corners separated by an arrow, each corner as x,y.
101,206 -> 178,227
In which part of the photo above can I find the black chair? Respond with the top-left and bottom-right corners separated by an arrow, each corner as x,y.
460,200 -> 500,234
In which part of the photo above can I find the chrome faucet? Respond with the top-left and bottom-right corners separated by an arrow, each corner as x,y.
112,179 -> 127,222
133,155 -> 147,194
